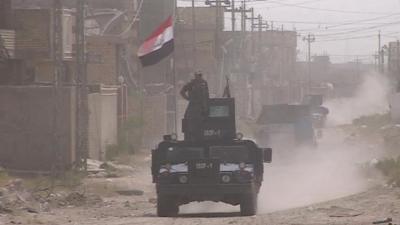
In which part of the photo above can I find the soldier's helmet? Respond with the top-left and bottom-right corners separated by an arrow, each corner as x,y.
194,71 -> 203,79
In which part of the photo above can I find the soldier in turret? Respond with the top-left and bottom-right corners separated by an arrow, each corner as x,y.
180,71 -> 209,140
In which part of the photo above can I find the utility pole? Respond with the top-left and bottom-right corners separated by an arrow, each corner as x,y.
253,14 -> 268,51
378,30 -> 382,73
241,0 -> 245,32
231,0 -> 235,31
303,33 -> 315,92
397,40 -> 400,92
52,0 -> 63,174
76,0 -> 88,170
240,0 -> 251,32
53,0 -> 63,84
245,8 -> 255,32
245,8 -> 256,54
205,0 -> 230,58
253,14 -> 268,32
216,0 -> 221,58
192,0 -> 197,68
355,56 -> 360,83
225,0 -> 240,31
381,46 -> 386,74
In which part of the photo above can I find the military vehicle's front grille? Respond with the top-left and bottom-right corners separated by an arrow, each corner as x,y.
188,159 -> 219,183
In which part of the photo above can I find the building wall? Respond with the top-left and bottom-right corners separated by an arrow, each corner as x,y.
0,86 -> 76,171
14,9 -> 51,59
221,30 -> 298,116
88,87 -> 118,160
175,7 -> 223,94
0,0 -> 13,29
87,36 -> 118,85
142,95 -> 167,148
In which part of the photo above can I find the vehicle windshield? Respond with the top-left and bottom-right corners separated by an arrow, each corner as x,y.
209,105 -> 230,118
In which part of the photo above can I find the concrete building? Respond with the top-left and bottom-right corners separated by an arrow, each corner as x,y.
174,6 -> 298,118
0,1 -> 141,170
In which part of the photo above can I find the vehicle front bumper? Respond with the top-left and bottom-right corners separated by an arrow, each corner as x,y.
156,183 -> 256,195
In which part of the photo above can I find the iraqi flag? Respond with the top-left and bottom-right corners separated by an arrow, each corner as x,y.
137,16 -> 174,67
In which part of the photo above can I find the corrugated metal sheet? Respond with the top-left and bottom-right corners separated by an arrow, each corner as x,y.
0,29 -> 15,58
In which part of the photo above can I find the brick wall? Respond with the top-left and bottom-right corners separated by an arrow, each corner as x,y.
14,9 -> 51,59
87,36 -> 118,85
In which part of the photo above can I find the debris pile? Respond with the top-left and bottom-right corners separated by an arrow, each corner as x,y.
0,178 -> 103,215
0,179 -> 35,214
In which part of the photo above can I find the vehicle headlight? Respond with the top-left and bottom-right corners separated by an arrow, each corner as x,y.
220,163 -> 254,173
221,174 -> 231,183
159,164 -> 171,174
241,164 -> 254,173
159,163 -> 188,173
178,175 -> 188,184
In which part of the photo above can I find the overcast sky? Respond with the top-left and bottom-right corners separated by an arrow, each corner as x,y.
178,0 -> 400,63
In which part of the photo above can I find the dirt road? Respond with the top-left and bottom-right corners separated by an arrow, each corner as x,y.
0,128 -> 397,225
2,184 -> 398,225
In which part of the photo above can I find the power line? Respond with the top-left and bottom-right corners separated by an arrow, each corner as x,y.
294,14 -> 400,32
120,0 -> 144,36
312,20 -> 400,37
325,13 -> 400,29
255,1 -> 400,15
249,0 -> 325,8
314,31 -> 400,42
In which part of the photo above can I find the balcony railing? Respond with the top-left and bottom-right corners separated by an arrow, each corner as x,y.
0,29 -> 15,58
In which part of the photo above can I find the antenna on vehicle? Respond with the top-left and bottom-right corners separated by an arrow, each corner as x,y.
223,76 -> 231,98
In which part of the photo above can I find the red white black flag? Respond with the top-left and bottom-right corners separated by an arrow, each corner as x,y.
137,16 -> 174,67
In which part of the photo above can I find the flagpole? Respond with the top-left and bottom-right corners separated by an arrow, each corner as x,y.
173,0 -> 178,136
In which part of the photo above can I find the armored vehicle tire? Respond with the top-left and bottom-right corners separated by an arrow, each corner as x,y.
157,195 -> 179,217
240,193 -> 257,216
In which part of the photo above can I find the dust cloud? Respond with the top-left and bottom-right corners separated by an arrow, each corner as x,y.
325,72 -> 390,126
182,71 -> 388,215
259,71 -> 389,213
258,129 -> 379,213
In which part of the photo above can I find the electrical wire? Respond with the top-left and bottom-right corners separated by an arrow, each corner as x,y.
311,20 -> 400,37
315,30 -> 400,42
294,14 -> 400,32
255,1 -> 400,15
119,0 -> 144,36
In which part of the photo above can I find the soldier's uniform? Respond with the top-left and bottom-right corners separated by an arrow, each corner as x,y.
180,73 -> 209,141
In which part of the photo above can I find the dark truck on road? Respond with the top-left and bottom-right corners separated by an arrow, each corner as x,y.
255,104 -> 316,150
151,98 -> 272,217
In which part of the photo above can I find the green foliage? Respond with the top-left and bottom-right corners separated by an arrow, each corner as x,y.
376,157 -> 400,187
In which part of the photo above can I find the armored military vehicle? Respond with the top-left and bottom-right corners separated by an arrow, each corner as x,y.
255,104 -> 316,150
151,97 -> 272,217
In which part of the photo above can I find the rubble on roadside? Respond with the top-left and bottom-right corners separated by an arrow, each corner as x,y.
87,159 -> 135,178
0,178 -> 103,215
